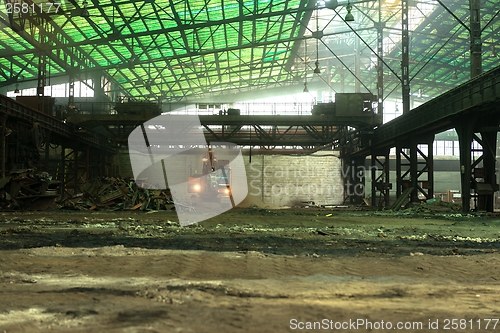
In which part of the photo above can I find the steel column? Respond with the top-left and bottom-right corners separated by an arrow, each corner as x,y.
456,117 -> 477,212
470,0 -> 482,78
409,143 -> 419,202
477,131 -> 497,211
371,149 -> 390,208
1,115 -> 7,178
355,37 -> 361,93
401,0 -> 410,114
376,0 -> 384,119
414,138 -> 434,201
85,147 -> 90,181
395,136 -> 434,205
68,70 -> 75,109
44,130 -> 50,171
343,156 -> 366,205
425,139 -> 434,200
395,145 -> 410,199
37,53 -> 47,98
59,145 -> 65,198
74,144 -> 79,193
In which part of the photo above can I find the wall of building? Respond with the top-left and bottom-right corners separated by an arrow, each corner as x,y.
243,152 -> 344,207
117,148 -> 345,207
116,148 -> 489,207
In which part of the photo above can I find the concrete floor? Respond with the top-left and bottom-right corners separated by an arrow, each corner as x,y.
0,209 -> 499,332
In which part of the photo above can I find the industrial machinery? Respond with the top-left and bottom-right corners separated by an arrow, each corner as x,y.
187,148 -> 233,205
311,93 -> 381,128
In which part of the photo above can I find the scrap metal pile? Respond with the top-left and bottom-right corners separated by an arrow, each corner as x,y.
0,169 -> 60,210
61,177 -> 176,211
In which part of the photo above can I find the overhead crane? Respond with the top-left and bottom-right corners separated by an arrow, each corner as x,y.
7,64 -> 500,214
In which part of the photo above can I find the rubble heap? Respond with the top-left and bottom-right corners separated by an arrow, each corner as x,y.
61,177 -> 175,211
0,169 -> 60,210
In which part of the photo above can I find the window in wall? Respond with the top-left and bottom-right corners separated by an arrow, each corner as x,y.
444,140 -> 453,156
50,83 -> 67,97
434,141 -> 445,156
6,80 -> 94,98
417,144 -> 428,156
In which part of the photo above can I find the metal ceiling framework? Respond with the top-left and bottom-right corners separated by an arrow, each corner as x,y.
0,0 -> 499,104
297,0 -> 500,105
0,0 -> 312,101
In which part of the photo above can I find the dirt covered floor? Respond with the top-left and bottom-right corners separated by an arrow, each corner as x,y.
1,207 -> 500,332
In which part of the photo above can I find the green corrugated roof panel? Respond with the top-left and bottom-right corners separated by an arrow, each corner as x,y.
3,0 -> 500,103
0,0 -> 309,99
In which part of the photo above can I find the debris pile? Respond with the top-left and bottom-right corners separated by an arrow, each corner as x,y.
386,198 -> 461,216
416,198 -> 461,213
61,177 -> 175,211
0,169 -> 60,210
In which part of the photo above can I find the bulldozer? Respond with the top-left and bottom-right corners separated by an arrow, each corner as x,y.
187,148 -> 233,206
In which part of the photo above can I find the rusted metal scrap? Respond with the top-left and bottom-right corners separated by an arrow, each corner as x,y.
0,169 -> 60,210
67,177 -> 176,211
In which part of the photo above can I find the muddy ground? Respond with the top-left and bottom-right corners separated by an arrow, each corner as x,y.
1,207 -> 500,332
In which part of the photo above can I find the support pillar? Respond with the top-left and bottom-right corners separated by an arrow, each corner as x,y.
409,143 -> 419,202
74,144 -> 79,193
59,145 -> 66,198
456,117 -> 477,212
401,0 -> 410,114
477,131 -> 497,211
44,130 -> 50,171
343,156 -> 366,205
470,0 -> 482,78
371,149 -> 391,208
395,136 -> 434,206
1,115 -> 7,178
68,69 -> 75,110
414,138 -> 434,201
355,37 -> 361,93
395,144 -> 410,199
376,5 -> 384,119
85,147 -> 90,181
37,52 -> 47,98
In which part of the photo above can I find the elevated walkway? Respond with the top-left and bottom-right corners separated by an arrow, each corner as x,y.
0,95 -> 113,151
348,65 -> 500,213
363,65 -> 500,153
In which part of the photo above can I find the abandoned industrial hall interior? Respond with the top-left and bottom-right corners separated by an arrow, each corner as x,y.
0,0 -> 500,332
